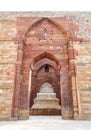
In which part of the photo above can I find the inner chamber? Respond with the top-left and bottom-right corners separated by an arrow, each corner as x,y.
30,62 -> 61,115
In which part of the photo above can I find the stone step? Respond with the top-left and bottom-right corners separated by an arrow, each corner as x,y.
31,92 -> 61,113
37,93 -> 56,99
32,99 -> 61,109
35,97 -> 59,100
30,108 -> 61,115
31,104 -> 61,109
34,98 -> 60,104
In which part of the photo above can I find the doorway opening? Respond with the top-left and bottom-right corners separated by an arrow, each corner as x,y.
30,56 -> 61,115
12,17 -> 80,120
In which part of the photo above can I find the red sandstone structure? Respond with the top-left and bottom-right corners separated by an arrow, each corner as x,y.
0,12 -> 91,120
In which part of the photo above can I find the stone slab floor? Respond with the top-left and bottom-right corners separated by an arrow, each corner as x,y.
0,116 -> 91,130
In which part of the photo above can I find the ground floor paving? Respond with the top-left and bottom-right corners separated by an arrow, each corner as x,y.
0,116 -> 91,130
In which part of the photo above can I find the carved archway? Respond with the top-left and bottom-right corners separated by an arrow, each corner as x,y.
30,52 -> 61,110
12,17 -> 81,120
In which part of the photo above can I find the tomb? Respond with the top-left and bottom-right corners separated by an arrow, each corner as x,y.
30,83 -> 61,115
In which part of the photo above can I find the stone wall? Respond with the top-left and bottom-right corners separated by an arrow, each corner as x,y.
0,20 -> 17,120
77,42 -> 91,119
0,12 -> 91,120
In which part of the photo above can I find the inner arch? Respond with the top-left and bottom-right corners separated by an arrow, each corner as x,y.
32,52 -> 60,67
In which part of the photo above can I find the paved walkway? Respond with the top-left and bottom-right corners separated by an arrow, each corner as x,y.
0,116 -> 91,130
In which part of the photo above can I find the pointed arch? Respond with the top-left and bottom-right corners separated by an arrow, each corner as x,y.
34,58 -> 58,72
31,52 -> 61,70
24,17 -> 68,39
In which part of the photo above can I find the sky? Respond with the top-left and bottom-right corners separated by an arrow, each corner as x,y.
0,0 -> 90,11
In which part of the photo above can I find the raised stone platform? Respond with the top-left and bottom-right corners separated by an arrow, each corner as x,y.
30,93 -> 61,115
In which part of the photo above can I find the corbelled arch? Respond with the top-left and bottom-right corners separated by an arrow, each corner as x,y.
24,17 -> 68,40
31,52 -> 60,70
23,17 -> 68,46
34,58 -> 59,76
34,58 -> 58,71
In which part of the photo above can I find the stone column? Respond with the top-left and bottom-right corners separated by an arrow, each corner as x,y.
11,41 -> 24,119
70,60 -> 79,119
68,41 -> 79,119
60,65 -> 73,119
18,57 -> 31,120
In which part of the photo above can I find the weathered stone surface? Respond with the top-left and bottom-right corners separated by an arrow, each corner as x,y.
30,92 -> 61,115
31,93 -> 61,109
0,12 -> 91,120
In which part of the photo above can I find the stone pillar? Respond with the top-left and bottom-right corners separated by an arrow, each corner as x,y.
60,66 -> 73,119
18,57 -> 31,120
70,60 -> 79,119
18,68 -> 30,119
68,41 -> 79,119
11,41 -> 24,119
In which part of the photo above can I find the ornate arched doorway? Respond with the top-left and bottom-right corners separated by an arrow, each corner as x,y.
12,17 -> 80,120
30,53 -> 61,115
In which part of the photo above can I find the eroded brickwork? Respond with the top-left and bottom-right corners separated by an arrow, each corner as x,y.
0,12 -> 91,120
